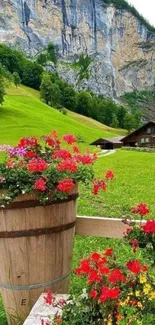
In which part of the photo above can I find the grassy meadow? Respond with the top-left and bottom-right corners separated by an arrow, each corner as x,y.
0,85 -> 155,324
0,84 -> 124,146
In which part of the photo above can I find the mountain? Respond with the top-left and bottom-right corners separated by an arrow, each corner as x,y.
0,0 -> 155,98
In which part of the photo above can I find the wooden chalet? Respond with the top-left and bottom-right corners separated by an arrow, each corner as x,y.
90,137 -> 123,150
121,121 -> 155,147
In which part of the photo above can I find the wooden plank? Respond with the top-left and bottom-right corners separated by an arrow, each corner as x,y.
76,216 -> 146,238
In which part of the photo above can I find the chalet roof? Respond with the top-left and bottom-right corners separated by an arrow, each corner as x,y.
121,121 -> 155,142
90,136 -> 124,145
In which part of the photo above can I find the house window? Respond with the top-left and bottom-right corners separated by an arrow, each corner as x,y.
147,128 -> 151,134
145,137 -> 150,143
140,138 -> 145,143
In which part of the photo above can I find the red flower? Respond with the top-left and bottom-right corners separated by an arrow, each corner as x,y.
45,130 -> 61,149
126,228 -> 132,234
127,260 -> 141,274
34,179 -> 46,191
57,178 -> 74,193
142,220 -> 155,234
18,136 -> 38,148
28,158 -> 48,172
73,145 -> 80,153
99,266 -> 110,275
90,289 -> 98,299
129,239 -> 139,252
141,265 -> 148,272
99,286 -> 120,302
91,252 -> 101,262
75,154 -> 96,165
25,151 -> 36,158
75,258 -> 91,275
44,290 -> 53,305
108,269 -> 126,284
63,134 -> 76,145
52,149 -> 72,160
131,203 -> 149,216
57,159 -> 77,173
104,248 -> 113,256
88,270 -> 102,284
92,179 -> 107,195
105,170 -> 114,180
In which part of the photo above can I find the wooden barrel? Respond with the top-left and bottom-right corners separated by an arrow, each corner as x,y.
0,184 -> 78,325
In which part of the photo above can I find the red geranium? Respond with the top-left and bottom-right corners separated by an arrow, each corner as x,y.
57,159 -> 77,173
104,248 -> 113,256
57,178 -> 74,193
105,170 -> 114,180
88,270 -> 102,284
18,136 -> 38,148
99,286 -> 120,302
28,158 -> 48,172
73,145 -> 80,153
127,260 -> 141,274
52,149 -> 72,160
63,134 -> 77,145
44,290 -> 53,305
75,258 -> 91,275
25,151 -> 36,158
108,269 -> 126,284
131,203 -> 149,216
34,179 -> 46,191
90,289 -> 98,299
92,179 -> 107,195
91,252 -> 101,262
142,220 -> 155,234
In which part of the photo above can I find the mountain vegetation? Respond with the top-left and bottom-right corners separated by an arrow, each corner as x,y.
121,91 -> 155,121
103,0 -> 155,33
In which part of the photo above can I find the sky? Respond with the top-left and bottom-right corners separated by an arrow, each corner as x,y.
127,0 -> 155,26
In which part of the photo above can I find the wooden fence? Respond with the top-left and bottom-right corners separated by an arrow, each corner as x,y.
76,216 -> 145,238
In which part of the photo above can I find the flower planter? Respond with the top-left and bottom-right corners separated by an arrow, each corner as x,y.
0,184 -> 78,325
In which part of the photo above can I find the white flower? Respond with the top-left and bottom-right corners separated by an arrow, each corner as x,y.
81,288 -> 88,299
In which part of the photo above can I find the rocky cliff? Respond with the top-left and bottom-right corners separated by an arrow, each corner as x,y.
0,0 -> 155,97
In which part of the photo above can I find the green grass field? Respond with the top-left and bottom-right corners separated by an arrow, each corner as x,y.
78,150 -> 155,219
0,85 -> 154,324
0,84 -> 124,146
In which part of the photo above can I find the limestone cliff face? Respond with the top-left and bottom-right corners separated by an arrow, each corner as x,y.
0,0 -> 155,97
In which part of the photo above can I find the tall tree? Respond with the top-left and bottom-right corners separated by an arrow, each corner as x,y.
124,113 -> 135,132
40,73 -> 53,105
111,113 -> 118,128
13,72 -> 21,88
0,77 -> 5,105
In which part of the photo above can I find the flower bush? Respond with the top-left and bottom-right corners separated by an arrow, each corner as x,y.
41,248 -> 155,325
0,131 -> 114,206
123,204 -> 155,265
